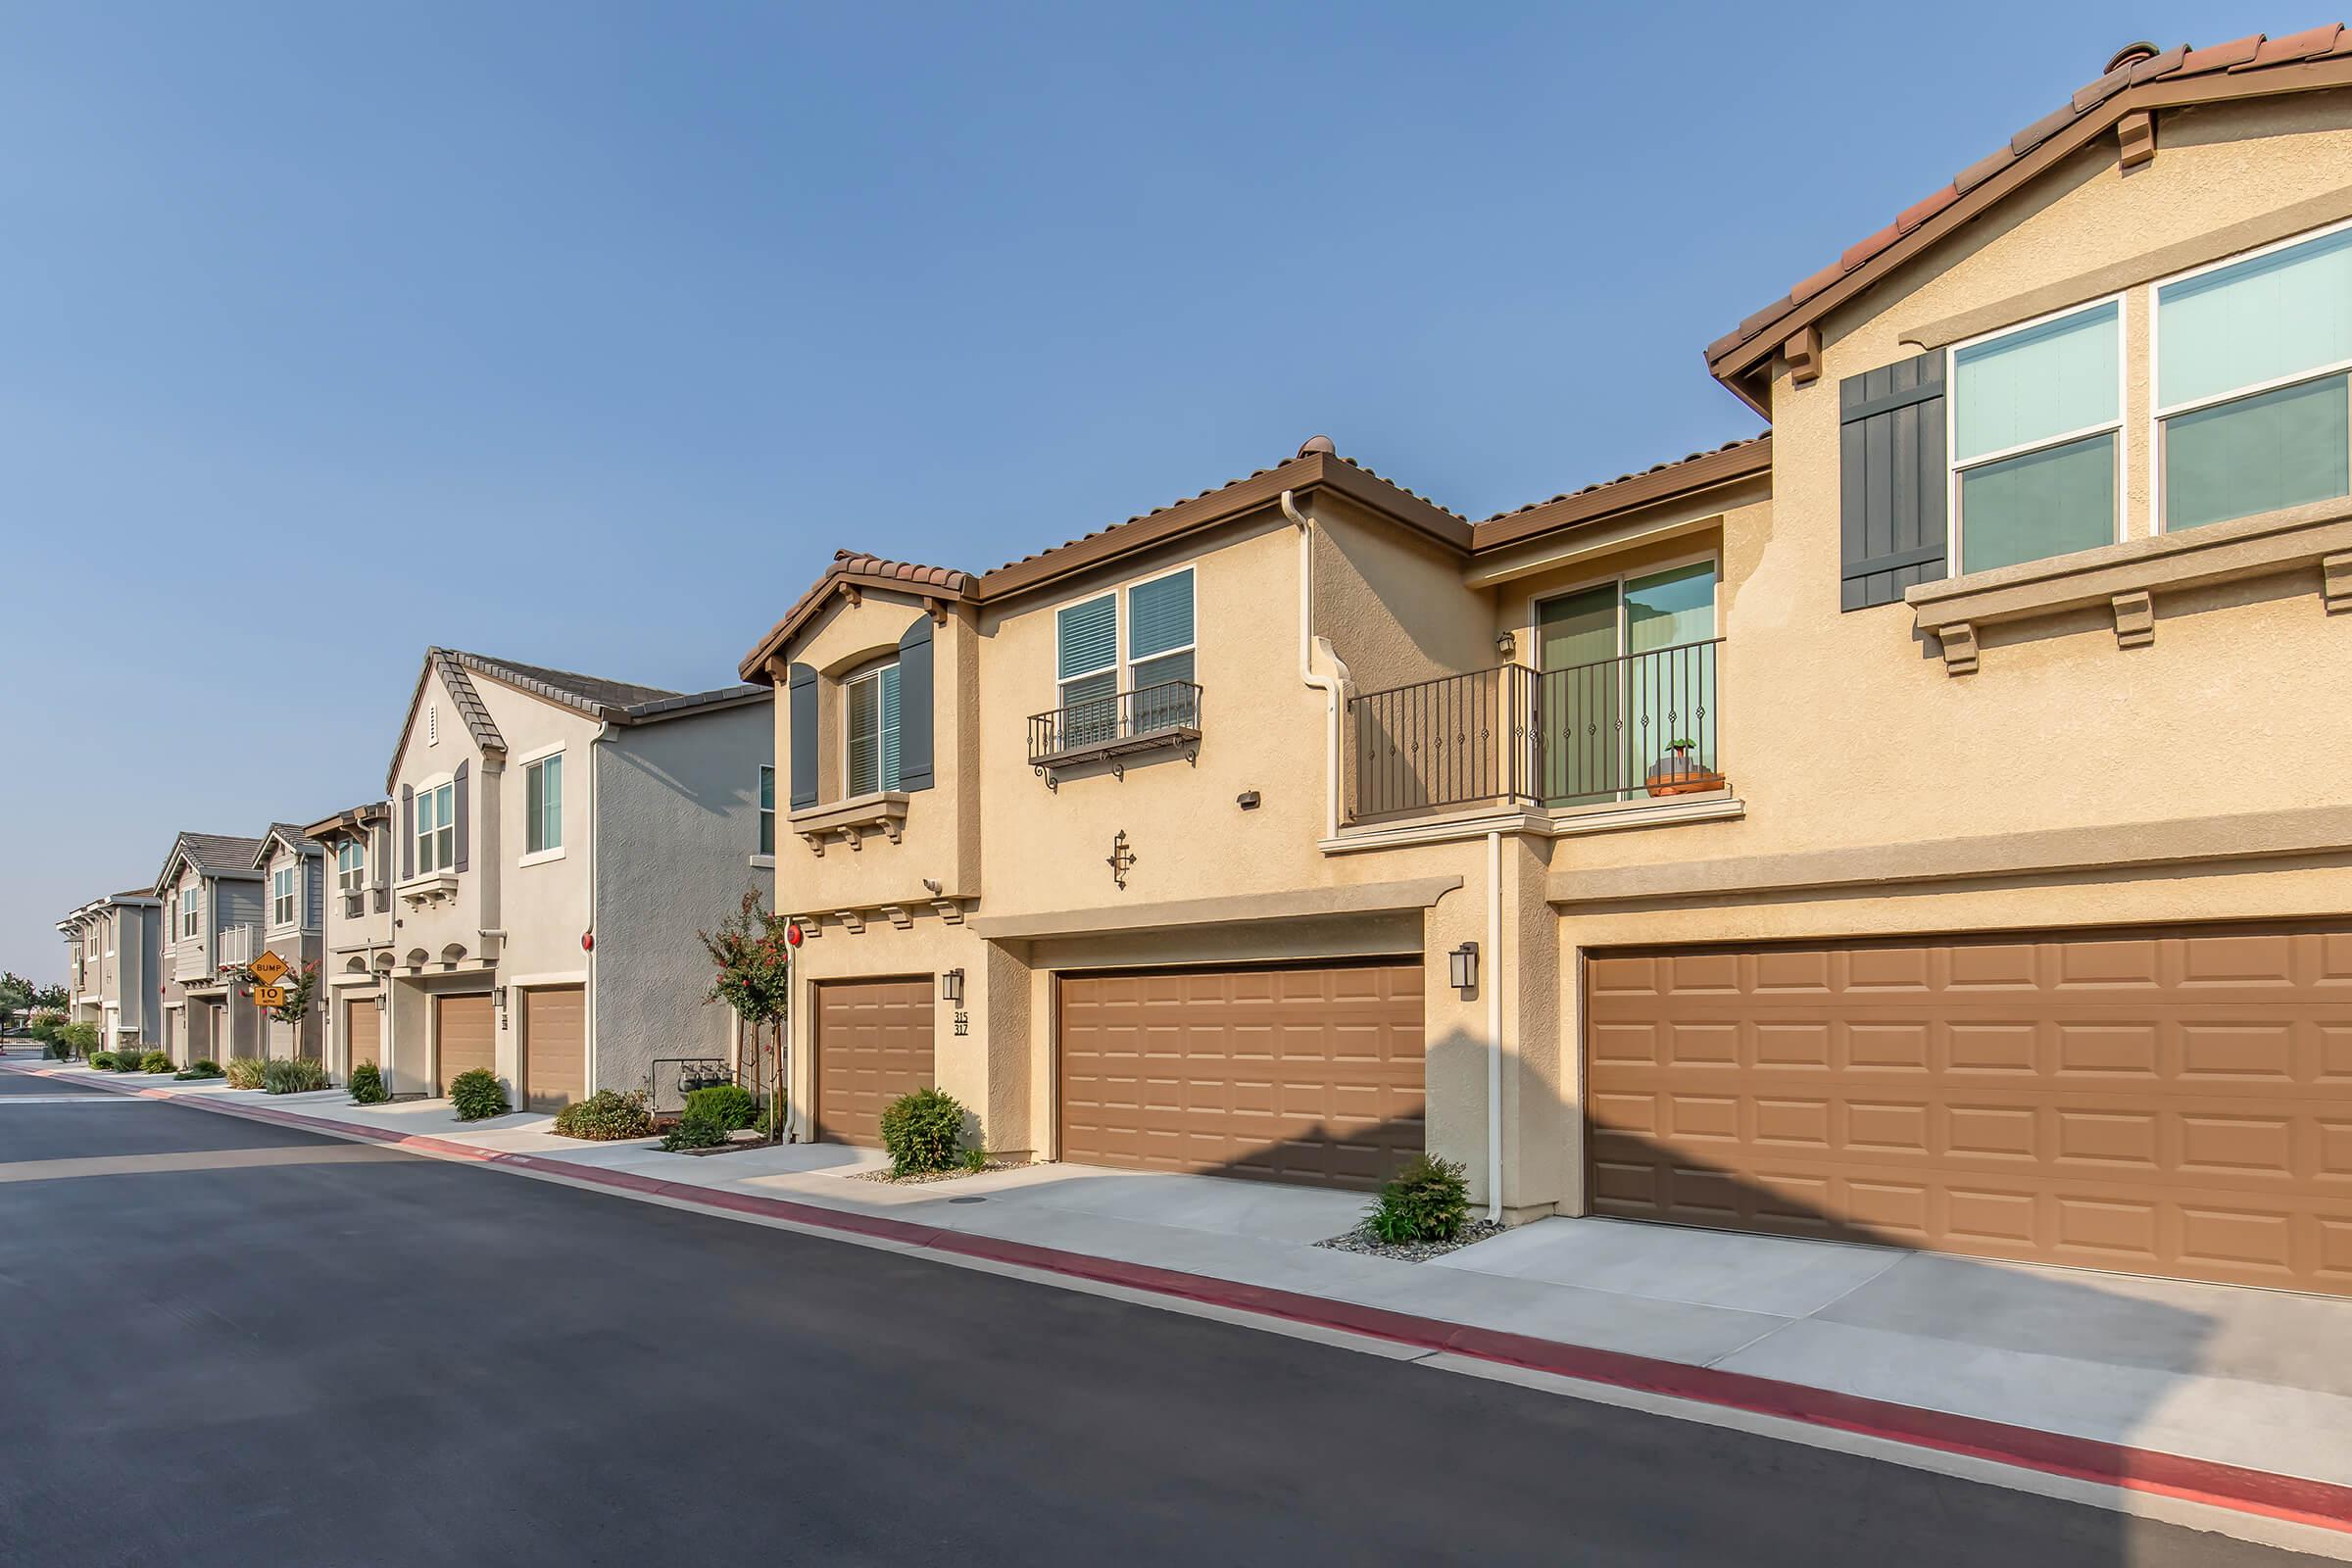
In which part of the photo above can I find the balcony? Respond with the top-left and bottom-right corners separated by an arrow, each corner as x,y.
1347,640 -> 1724,824
171,940 -> 211,983
216,923 -> 263,969
1027,680 -> 1202,786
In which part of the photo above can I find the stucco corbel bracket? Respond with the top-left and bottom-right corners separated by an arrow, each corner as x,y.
2325,552 -> 2352,613
1784,324 -> 1822,386
923,595 -> 948,626
2117,110 -> 2156,172
2111,590 -> 2155,649
800,832 -> 826,858
930,899 -> 963,925
1932,621 -> 1979,675
882,818 -> 904,845
789,915 -> 821,939
841,582 -> 861,609
839,826 -> 862,853
879,905 -> 913,930
833,909 -> 864,935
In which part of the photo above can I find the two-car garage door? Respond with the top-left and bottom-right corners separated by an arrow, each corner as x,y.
1585,921 -> 2352,1296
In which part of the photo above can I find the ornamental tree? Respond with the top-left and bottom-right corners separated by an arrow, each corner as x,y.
698,889 -> 794,1141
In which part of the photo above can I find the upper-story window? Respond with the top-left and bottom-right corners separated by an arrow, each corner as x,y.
2157,223 -> 2352,532
416,780 -> 457,873
336,840 -> 365,895
1054,567 -> 1197,739
1950,300 -> 2121,574
757,765 -> 775,855
179,886 -> 199,939
524,753 -> 564,855
271,864 -> 298,928
845,662 -> 901,797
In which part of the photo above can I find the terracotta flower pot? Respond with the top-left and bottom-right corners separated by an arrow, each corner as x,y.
1644,748 -> 1726,798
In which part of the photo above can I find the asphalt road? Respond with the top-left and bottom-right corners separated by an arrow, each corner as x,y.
0,1064 -> 2328,1567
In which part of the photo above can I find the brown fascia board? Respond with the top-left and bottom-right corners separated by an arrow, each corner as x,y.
973,452 -> 1473,606
1704,57 -> 2352,398
1469,439 -> 1773,553
303,803 -> 387,845
737,565 -> 976,683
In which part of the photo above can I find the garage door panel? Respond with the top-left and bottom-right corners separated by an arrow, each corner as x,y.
814,978 -> 935,1148
434,993 -> 495,1097
1589,920 -> 2352,1294
346,998 -> 381,1076
1059,959 -> 1423,1192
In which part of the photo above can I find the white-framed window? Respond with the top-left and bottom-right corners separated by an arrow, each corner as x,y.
758,765 -> 775,856
179,886 -> 199,939
1948,298 -> 2123,574
416,780 -> 457,873
524,753 -> 564,856
336,839 -> 365,895
271,863 -> 298,928
2155,221 -> 2352,532
1054,565 -> 1198,743
845,661 -> 901,798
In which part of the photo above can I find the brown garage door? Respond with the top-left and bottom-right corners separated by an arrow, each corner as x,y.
814,978 -> 935,1147
346,998 -> 381,1078
434,992 -> 496,1098
1058,959 -> 1426,1191
1586,921 -> 2352,1295
522,986 -> 586,1113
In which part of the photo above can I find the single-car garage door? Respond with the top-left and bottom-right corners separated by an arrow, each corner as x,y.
434,992 -> 496,1098
521,986 -> 586,1112
346,998 -> 381,1079
1585,921 -> 2352,1295
1058,959 -> 1425,1191
814,978 -> 935,1147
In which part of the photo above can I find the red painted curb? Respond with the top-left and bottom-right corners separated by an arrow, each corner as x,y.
14,1062 -> 2352,1535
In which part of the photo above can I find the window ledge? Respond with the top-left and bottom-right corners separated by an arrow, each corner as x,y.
394,871 -> 460,908
747,854 -> 776,870
789,791 -> 908,856
1907,495 -> 2352,673
517,847 -> 566,868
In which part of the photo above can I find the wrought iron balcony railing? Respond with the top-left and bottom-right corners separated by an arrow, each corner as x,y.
1028,680 -> 1202,783
1347,640 -> 1722,823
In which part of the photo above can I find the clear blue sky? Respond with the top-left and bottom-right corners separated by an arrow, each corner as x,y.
0,1 -> 2289,977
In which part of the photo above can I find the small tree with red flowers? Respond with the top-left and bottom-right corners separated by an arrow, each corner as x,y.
699,890 -> 793,1142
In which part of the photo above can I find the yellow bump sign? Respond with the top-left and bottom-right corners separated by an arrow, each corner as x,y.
249,951 -> 290,986
252,985 -> 287,1009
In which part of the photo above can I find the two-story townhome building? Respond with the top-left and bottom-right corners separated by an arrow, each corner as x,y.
155,831 -> 268,1064
376,648 -> 771,1110
747,31 -> 2352,1299
250,824 -> 326,1060
56,889 -> 164,1052
304,801 -> 394,1082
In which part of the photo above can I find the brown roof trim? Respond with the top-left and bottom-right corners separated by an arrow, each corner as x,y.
1470,438 -> 1771,552
303,801 -> 389,845
738,554 -> 976,683
1706,44 -> 2352,409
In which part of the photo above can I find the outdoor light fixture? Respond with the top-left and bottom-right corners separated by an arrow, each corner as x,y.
1448,942 -> 1480,994
1494,630 -> 1516,658
941,968 -> 964,1006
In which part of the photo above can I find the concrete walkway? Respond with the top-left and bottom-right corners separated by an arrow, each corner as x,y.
24,1059 -> 2352,1515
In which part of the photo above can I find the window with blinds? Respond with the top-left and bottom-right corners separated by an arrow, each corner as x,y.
1951,299 -> 2121,573
846,662 -> 901,797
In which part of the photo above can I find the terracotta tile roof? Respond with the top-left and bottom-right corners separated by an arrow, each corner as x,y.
1477,437 -> 1770,523
1706,28 -> 2352,385
736,551 -> 978,682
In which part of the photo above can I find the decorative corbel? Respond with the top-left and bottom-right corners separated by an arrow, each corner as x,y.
839,825 -> 862,853
883,817 -> 905,845
923,595 -> 948,626
790,915 -> 821,940
2324,552 -> 2352,614
834,909 -> 864,934
841,582 -> 861,609
930,899 -> 963,926
1934,621 -> 1980,675
879,905 -> 913,931
2117,110 -> 2156,172
1784,324 -> 1823,386
2111,590 -> 2155,649
801,831 -> 826,858
764,656 -> 789,682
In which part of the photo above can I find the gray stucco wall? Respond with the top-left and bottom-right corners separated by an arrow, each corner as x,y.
591,701 -> 774,1098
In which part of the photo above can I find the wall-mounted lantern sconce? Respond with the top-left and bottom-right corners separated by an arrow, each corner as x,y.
1448,942 -> 1479,995
941,968 -> 964,1006
1494,630 -> 1516,659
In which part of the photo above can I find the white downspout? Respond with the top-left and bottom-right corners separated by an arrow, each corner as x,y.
1280,489 -> 1343,839
586,719 -> 609,1091
1486,828 -> 1503,1225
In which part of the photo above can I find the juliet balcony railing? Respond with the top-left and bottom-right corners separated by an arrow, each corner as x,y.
1028,680 -> 1202,783
1347,640 -> 1723,823
216,923 -> 263,970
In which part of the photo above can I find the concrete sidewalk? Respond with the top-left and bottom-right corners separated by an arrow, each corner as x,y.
22,1057 -> 2352,1525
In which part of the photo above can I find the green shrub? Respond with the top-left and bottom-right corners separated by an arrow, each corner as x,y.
683,1083 -> 755,1132
551,1090 -> 655,1141
448,1068 -> 509,1121
879,1087 -> 967,1176
174,1059 -> 224,1081
659,1116 -> 729,1152
61,1022 -> 101,1059
347,1061 -> 388,1104
88,1052 -> 119,1071
110,1052 -> 148,1074
138,1051 -> 174,1074
223,1057 -> 269,1090
962,1146 -> 990,1174
1365,1154 -> 1471,1246
263,1057 -> 329,1095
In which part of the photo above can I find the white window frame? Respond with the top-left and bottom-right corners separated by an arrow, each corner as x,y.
415,777 -> 457,875
757,764 -> 775,858
270,863 -> 299,930
518,744 -> 565,864
2148,215 -> 2352,535
843,659 -> 901,798
180,885 -> 199,939
1055,593 -> 1118,716
1053,564 -> 1200,710
1944,292 -> 2130,574
336,839 -> 366,895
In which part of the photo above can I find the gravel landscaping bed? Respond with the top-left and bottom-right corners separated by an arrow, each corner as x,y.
1314,1219 -> 1506,1263
852,1162 -> 1014,1186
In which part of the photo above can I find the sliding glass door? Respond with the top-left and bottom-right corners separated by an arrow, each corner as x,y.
1535,561 -> 1718,806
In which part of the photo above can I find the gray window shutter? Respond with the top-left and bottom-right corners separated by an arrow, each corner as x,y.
1840,352 -> 1947,611
896,615 -> 934,793
453,760 -> 470,873
400,786 -> 415,880
787,662 -> 819,809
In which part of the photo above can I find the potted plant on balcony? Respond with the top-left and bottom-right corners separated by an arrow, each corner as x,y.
1645,738 -> 1726,798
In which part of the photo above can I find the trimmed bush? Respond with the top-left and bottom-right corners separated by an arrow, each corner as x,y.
61,1022 -> 101,1059
223,1057 -> 269,1090
552,1090 -> 655,1142
448,1068 -> 509,1121
263,1057 -> 329,1095
174,1059 -> 224,1081
683,1083 -> 755,1132
109,1051 -> 149,1073
88,1052 -> 120,1071
1365,1154 -> 1470,1246
347,1062 -> 388,1104
138,1052 -> 174,1074
879,1087 -> 967,1177
659,1116 -> 729,1152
